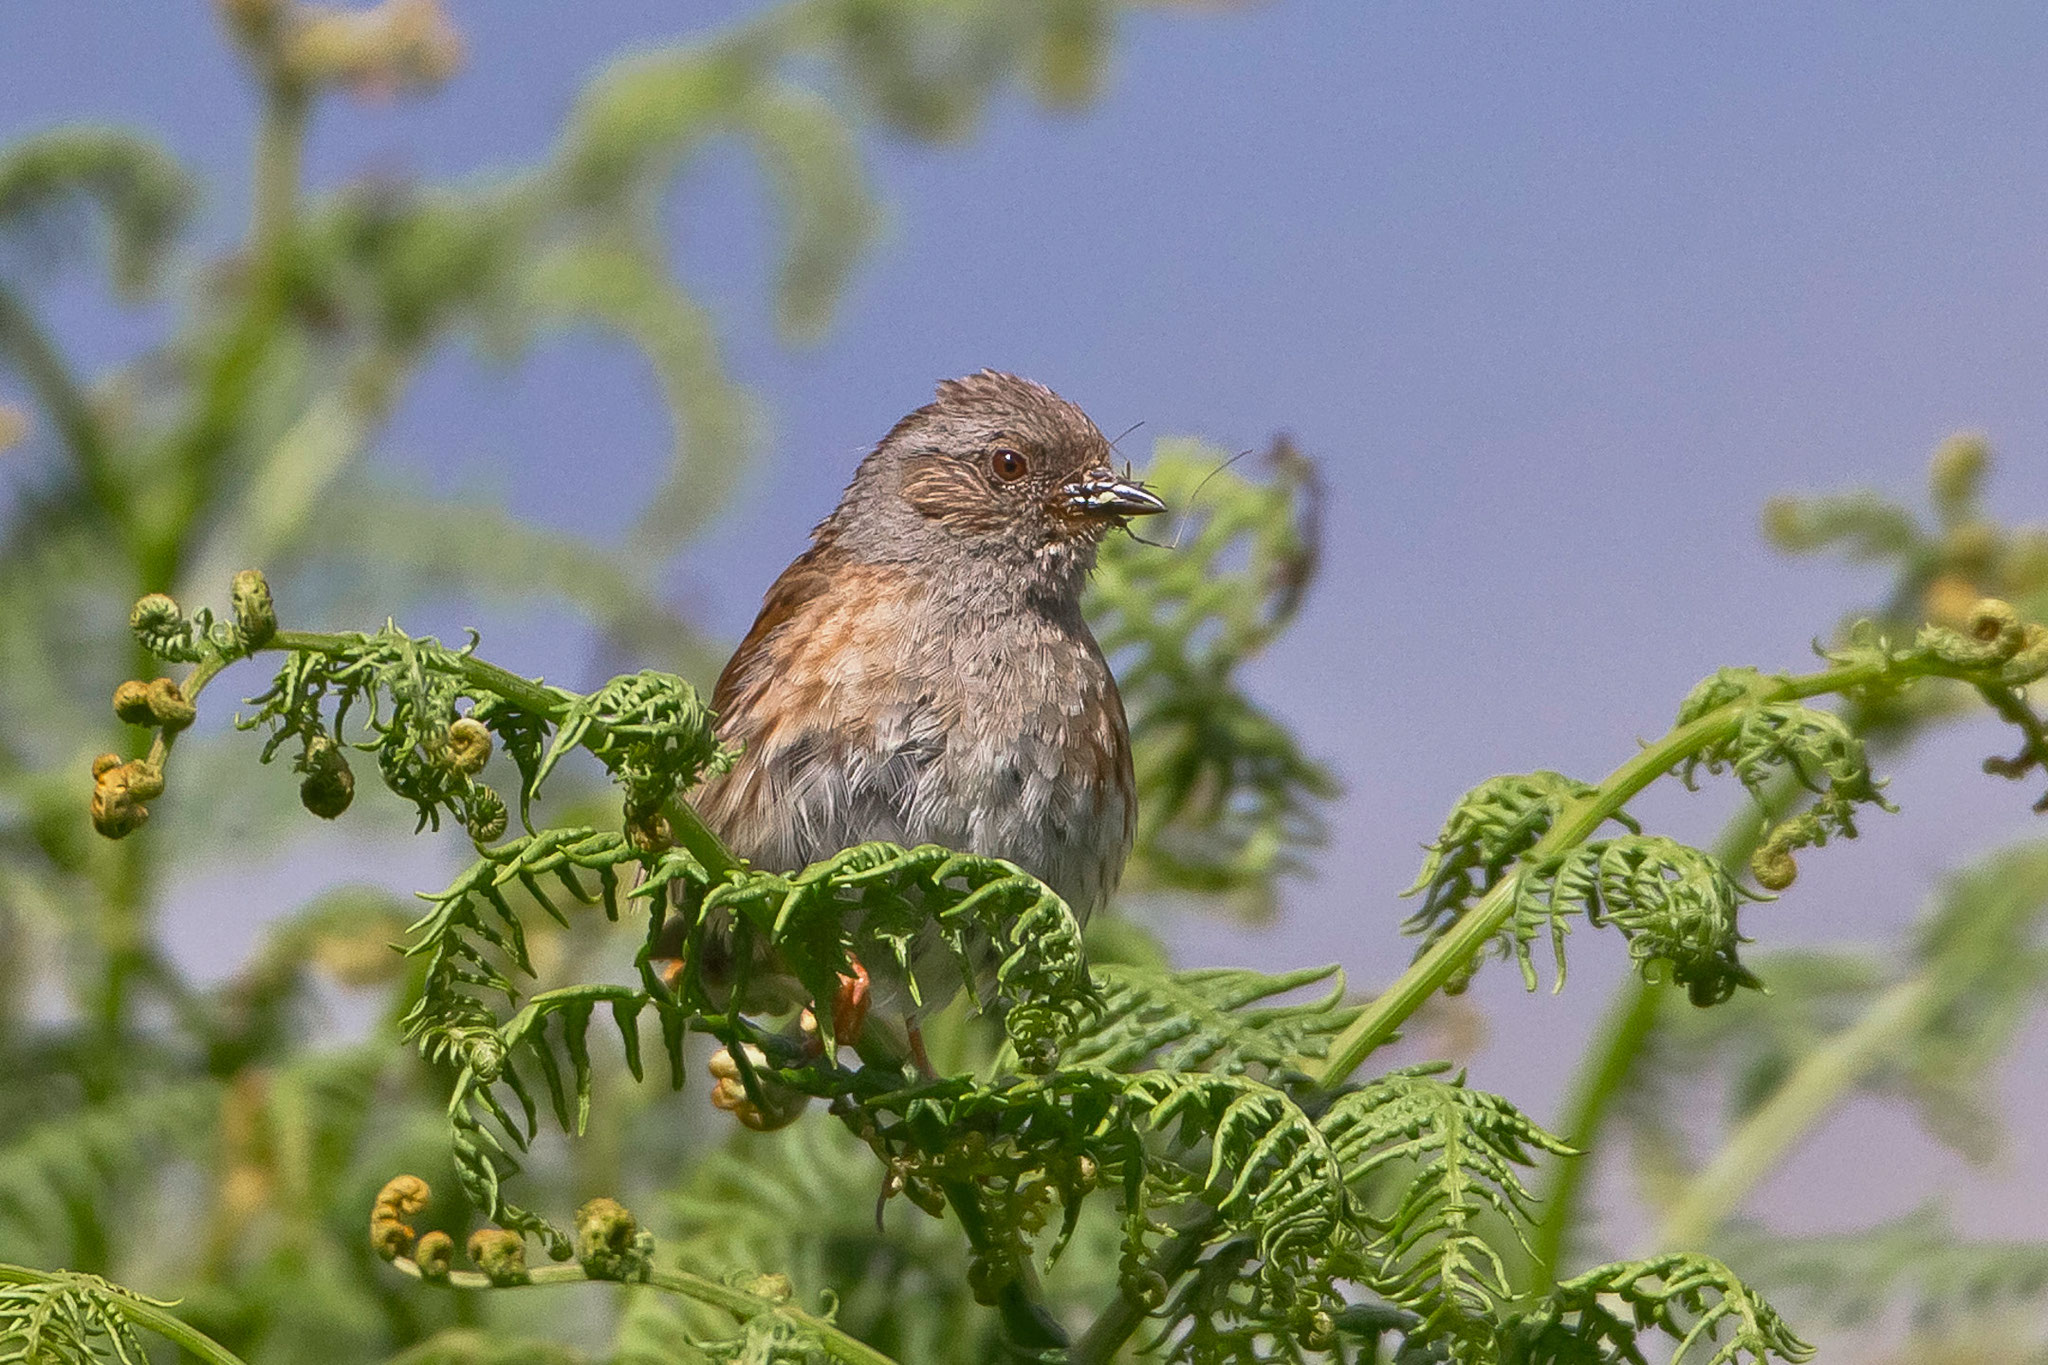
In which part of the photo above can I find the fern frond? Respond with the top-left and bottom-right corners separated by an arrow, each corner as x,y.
1513,1253 -> 1814,1365
1321,1068 -> 1571,1340
1675,689 -> 1896,891
1403,771 -> 1634,988
1517,838 -> 1764,1006
687,842 -> 1092,1062
1716,1208 -> 2048,1330
0,1084 -> 218,1266
0,1266 -> 154,1365
405,830 -> 1095,1251
0,1264 -> 243,1365
0,127 -> 192,295
1132,1073 -> 1347,1276
1045,963 -> 1357,1080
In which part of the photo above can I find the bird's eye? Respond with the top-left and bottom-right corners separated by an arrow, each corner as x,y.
990,448 -> 1029,482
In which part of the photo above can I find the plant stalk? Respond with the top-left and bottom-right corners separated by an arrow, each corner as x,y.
1651,974 -> 1939,1253
1525,768 -> 1802,1285
384,1255 -> 902,1365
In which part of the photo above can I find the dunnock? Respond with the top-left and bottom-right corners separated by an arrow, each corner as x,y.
679,371 -> 1163,1060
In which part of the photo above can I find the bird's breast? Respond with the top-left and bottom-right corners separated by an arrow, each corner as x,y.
695,568 -> 1134,923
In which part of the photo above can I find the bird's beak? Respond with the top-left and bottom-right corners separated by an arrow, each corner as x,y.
1063,471 -> 1168,521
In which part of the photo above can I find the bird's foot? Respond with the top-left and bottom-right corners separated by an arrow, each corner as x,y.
833,957 -> 872,1045
796,956 -> 872,1059
907,1021 -> 936,1079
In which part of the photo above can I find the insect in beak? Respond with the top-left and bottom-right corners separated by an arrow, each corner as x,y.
1063,471 -> 1168,521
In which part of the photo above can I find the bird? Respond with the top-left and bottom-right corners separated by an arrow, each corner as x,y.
670,370 -> 1165,1098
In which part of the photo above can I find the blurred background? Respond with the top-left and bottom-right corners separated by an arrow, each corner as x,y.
5,2 -> 2048,1360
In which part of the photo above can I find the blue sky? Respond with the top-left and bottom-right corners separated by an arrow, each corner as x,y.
9,0 -> 2048,1292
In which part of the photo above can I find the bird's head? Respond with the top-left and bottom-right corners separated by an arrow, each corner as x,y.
825,371 -> 1165,591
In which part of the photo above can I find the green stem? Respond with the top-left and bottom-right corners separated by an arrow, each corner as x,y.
1523,977 -> 1659,1288
0,1264 -> 250,1365
250,84 -> 307,260
149,78 -> 306,589
1652,974 -> 1939,1253
385,1256 -> 900,1365
940,1180 -> 1069,1357
1071,1218 -> 1213,1365
1525,768 -> 1804,1286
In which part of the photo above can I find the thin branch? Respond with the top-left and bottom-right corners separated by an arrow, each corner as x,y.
186,627 -> 741,877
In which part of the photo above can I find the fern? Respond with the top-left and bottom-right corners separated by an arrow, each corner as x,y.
1042,963 -> 1358,1080
0,1265 -> 244,1365
0,128 -> 193,296
1404,772 -> 1636,990
1510,1255 -> 1814,1365
0,1084 -> 219,1267
105,558 -> 1923,1365
1516,838 -> 1763,1007
1715,1210 -> 2048,1331
0,1268 -> 153,1365
395,822 -> 1095,1252
1324,1068 -> 1572,1343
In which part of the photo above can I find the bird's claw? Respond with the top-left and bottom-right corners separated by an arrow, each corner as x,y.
833,957 -> 871,1045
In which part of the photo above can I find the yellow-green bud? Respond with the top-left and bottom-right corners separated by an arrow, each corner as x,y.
145,677 -> 195,731
1929,433 -> 1989,512
124,761 -> 165,801
459,1029 -> 505,1082
1750,843 -> 1798,892
444,716 -> 492,774
414,1229 -> 454,1279
745,1272 -> 793,1303
231,569 -> 276,648
130,593 -> 192,661
574,1197 -> 648,1282
112,681 -> 155,725
91,759 -> 165,840
285,0 -> 463,98
370,1175 -> 431,1261
467,1228 -> 528,1284
371,1218 -> 414,1260
1758,496 -> 1807,551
